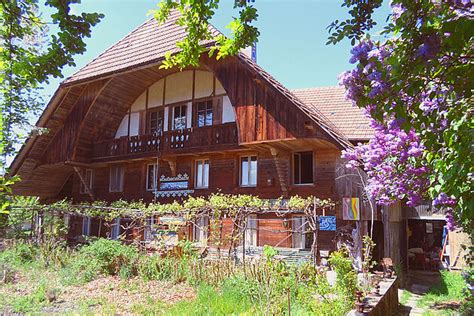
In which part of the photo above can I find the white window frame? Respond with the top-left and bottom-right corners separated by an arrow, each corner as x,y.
195,159 -> 210,189
109,165 -> 124,192
79,169 -> 94,194
146,163 -> 159,191
293,151 -> 314,185
240,155 -> 258,187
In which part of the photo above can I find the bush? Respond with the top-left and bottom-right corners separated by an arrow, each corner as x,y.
64,238 -> 139,283
0,242 -> 37,266
328,249 -> 358,302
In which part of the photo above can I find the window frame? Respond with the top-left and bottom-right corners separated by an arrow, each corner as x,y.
292,151 -> 314,185
239,155 -> 258,187
109,165 -> 124,193
195,159 -> 210,189
146,108 -> 164,135
172,104 -> 187,130
196,100 -> 213,127
146,163 -> 159,191
79,169 -> 94,195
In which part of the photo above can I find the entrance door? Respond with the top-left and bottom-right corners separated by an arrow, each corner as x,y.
245,215 -> 257,247
292,216 -> 306,249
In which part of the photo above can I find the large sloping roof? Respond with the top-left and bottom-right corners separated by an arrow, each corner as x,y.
64,11 -> 220,85
292,87 -> 373,141
62,11 -> 353,148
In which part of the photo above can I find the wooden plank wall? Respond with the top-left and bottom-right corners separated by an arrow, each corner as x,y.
64,148 -> 340,204
204,55 -> 330,144
42,79 -> 109,165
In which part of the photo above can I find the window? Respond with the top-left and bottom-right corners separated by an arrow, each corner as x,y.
292,216 -> 308,249
240,156 -> 257,187
293,151 -> 314,184
195,159 -> 209,188
173,104 -> 187,130
79,169 -> 93,194
82,217 -> 91,236
196,100 -> 213,127
111,218 -> 121,240
245,214 -> 257,247
109,165 -> 124,192
193,215 -> 209,245
146,164 -> 158,191
147,109 -> 164,134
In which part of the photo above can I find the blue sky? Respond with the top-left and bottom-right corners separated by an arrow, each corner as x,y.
43,0 -> 391,99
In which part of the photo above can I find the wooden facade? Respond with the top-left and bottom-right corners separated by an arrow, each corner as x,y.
10,15 -> 379,254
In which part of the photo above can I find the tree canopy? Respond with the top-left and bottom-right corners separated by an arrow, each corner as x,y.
0,0 -> 103,164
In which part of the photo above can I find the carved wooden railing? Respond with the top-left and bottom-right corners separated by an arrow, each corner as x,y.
92,122 -> 238,159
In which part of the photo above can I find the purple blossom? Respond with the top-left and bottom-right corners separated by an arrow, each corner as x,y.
349,40 -> 374,64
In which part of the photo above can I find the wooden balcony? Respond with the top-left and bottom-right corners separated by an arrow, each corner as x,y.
92,122 -> 238,161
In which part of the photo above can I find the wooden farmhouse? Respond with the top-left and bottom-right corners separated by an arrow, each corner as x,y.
10,12 -> 460,267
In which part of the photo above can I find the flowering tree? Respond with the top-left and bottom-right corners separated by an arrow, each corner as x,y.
331,1 -> 473,231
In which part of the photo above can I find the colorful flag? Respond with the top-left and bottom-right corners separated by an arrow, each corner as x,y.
343,197 -> 360,220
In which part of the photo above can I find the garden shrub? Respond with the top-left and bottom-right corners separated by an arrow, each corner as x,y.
64,238 -> 139,283
0,242 -> 37,266
328,249 -> 358,302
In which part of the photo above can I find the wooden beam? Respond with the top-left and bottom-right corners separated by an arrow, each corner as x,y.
269,146 -> 289,198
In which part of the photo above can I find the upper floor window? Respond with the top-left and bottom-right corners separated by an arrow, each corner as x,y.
293,151 -> 313,184
195,159 -> 209,189
196,100 -> 213,127
173,104 -> 187,130
147,108 -> 164,134
109,165 -> 124,192
79,169 -> 94,194
240,156 -> 257,187
146,164 -> 158,191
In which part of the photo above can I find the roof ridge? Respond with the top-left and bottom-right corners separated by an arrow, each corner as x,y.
291,86 -> 343,91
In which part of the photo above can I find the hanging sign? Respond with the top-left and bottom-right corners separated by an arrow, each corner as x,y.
319,216 -> 336,231
343,197 -> 360,220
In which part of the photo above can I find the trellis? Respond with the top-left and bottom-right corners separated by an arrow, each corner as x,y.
7,194 -> 335,264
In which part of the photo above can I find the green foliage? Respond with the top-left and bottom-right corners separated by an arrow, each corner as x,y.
0,175 -> 19,218
328,249 -> 358,302
152,0 -> 259,70
0,0 -> 103,161
64,238 -> 139,284
417,271 -> 469,309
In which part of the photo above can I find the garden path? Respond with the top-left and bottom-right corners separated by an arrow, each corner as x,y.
398,270 -> 443,315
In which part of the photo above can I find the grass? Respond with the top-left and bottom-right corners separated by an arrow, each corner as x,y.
400,289 -> 412,305
417,271 -> 468,309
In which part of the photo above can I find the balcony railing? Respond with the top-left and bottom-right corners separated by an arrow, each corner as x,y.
92,122 -> 238,160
